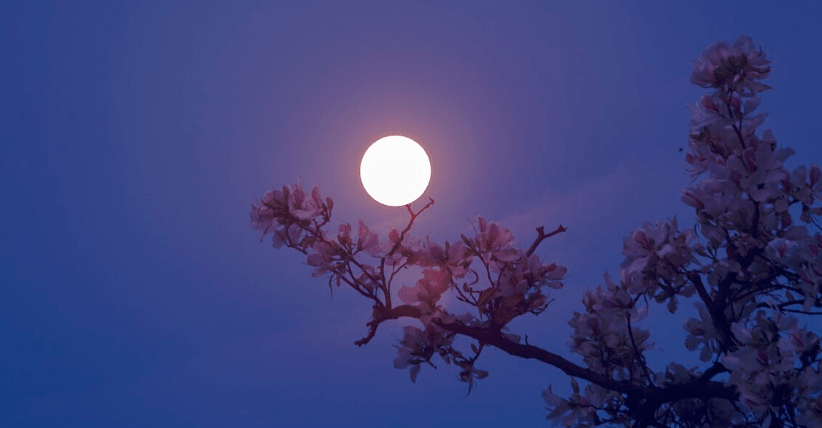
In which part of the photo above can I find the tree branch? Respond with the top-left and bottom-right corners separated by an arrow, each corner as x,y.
526,224 -> 568,257
378,304 -> 737,405
688,272 -> 737,351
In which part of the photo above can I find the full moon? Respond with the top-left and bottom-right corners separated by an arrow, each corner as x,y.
360,136 -> 431,206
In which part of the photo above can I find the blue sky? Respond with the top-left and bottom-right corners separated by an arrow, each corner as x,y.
2,1 -> 822,427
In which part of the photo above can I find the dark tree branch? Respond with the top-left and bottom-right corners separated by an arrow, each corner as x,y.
376,304 -> 737,406
697,362 -> 728,383
526,224 -> 568,257
688,272 -> 738,351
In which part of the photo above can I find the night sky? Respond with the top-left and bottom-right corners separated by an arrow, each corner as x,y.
3,1 -> 822,427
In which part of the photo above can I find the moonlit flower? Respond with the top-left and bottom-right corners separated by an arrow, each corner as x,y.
393,324 -> 454,383
356,220 -> 380,255
398,268 -> 451,313
690,36 -> 770,94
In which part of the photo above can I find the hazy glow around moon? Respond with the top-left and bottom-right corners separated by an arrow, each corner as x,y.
360,136 -> 431,206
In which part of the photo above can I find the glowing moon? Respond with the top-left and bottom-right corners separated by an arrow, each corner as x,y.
360,136 -> 431,206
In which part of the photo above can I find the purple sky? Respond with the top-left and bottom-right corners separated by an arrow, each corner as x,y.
3,1 -> 822,427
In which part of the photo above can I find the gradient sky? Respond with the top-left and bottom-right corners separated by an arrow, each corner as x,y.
3,1 -> 822,427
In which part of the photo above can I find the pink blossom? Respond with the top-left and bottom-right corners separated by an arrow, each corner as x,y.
568,274 -> 651,377
620,217 -> 696,301
250,189 -> 285,241
472,216 -> 517,262
337,223 -> 352,247
250,206 -> 275,241
690,35 -> 770,94
356,220 -> 380,255
393,324 -> 454,383
271,223 -> 302,249
388,227 -> 401,244
397,268 -> 451,313
287,184 -> 320,220
683,302 -> 721,362
306,241 -> 334,277
688,94 -> 734,132
778,326 -> 820,361
543,379 -> 609,427
420,238 -> 472,278
393,326 -> 426,383
690,39 -> 732,88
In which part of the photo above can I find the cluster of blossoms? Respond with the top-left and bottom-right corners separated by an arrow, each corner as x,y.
251,184 -> 330,249
678,36 -> 822,426
621,217 -> 700,312
391,312 -> 490,388
251,183 -> 568,388
541,36 -> 822,427
254,36 -> 822,427
722,310 -> 822,424
392,324 -> 458,383
466,217 -> 567,327
567,273 -> 651,379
